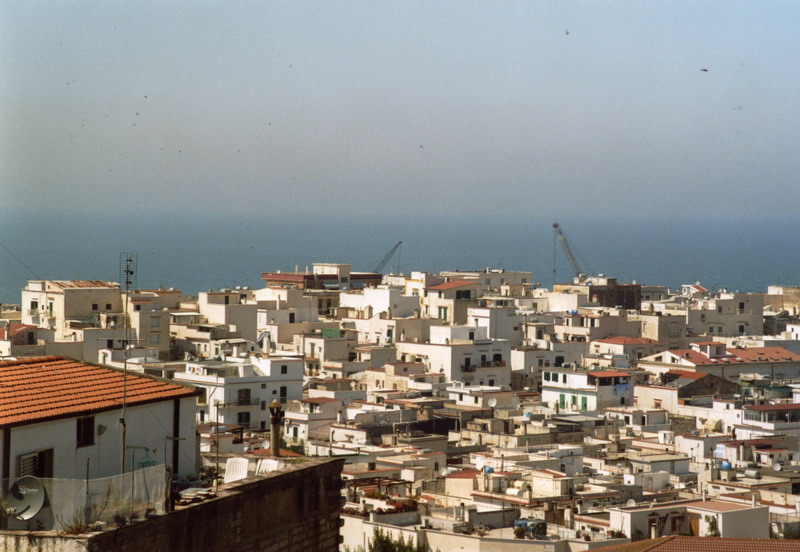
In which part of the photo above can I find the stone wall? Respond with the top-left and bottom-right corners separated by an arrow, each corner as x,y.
0,457 -> 345,552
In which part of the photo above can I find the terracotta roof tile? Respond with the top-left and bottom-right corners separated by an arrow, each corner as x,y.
0,356 -> 200,426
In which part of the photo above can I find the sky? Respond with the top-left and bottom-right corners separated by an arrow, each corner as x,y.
2,1 -> 799,219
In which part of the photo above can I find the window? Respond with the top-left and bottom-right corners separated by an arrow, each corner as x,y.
150,334 -> 160,345
92,303 -> 98,311
543,371 -> 550,381
261,400 -> 266,411
279,386 -> 287,403
468,331 -> 475,340
17,449 -> 53,478
562,374 -> 567,383
237,412 -> 250,427
280,365 -> 288,375
134,304 -> 141,311
77,416 -> 95,447
30,300 -> 38,310
105,303 -> 112,310
151,317 -> 160,327
653,399 -> 662,408
237,388 -> 251,405
438,306 -> 448,320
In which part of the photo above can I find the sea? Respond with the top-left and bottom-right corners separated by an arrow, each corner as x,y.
1,212 -> 798,305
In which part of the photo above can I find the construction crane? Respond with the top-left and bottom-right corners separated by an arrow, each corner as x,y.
372,241 -> 402,273
552,223 -> 592,283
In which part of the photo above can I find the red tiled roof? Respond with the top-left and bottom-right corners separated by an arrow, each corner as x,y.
744,403 -> 800,412
447,469 -> 481,479
733,347 -> 800,362
0,356 -> 201,427
666,346 -> 800,366
588,371 -> 631,378
665,370 -> 707,380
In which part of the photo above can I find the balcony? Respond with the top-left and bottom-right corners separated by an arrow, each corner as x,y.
235,398 -> 259,407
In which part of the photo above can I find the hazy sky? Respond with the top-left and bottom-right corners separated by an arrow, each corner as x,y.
2,1 -> 799,218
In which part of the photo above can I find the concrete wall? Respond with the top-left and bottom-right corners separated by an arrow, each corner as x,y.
716,505 -> 769,539
0,458 -> 345,552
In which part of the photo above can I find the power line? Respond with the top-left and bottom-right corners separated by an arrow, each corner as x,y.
0,241 -> 40,279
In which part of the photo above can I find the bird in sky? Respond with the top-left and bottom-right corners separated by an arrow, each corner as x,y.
701,68 -> 709,72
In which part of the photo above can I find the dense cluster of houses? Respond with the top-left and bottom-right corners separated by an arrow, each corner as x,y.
3,264 -> 800,549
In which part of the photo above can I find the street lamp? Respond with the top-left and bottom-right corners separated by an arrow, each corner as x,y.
269,400 -> 284,457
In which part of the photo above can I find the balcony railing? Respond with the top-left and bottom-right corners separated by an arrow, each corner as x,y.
235,398 -> 259,407
462,361 -> 506,372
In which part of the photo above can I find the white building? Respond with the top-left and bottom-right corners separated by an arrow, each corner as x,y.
541,368 -> 633,411
174,355 -> 303,430
0,355 -> 200,479
396,336 -> 511,387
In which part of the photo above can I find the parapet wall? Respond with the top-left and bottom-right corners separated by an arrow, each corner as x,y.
0,457 -> 345,552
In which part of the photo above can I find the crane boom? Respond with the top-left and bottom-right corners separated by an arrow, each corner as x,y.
552,223 -> 586,278
372,241 -> 402,273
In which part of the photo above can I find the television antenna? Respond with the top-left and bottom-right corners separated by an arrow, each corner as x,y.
118,252 -> 137,474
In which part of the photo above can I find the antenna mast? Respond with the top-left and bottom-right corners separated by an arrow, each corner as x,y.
119,253 -> 137,474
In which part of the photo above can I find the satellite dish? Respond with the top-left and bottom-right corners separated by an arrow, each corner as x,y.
488,398 -> 497,408
6,476 -> 47,520
439,468 -> 449,477
626,499 -> 637,507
